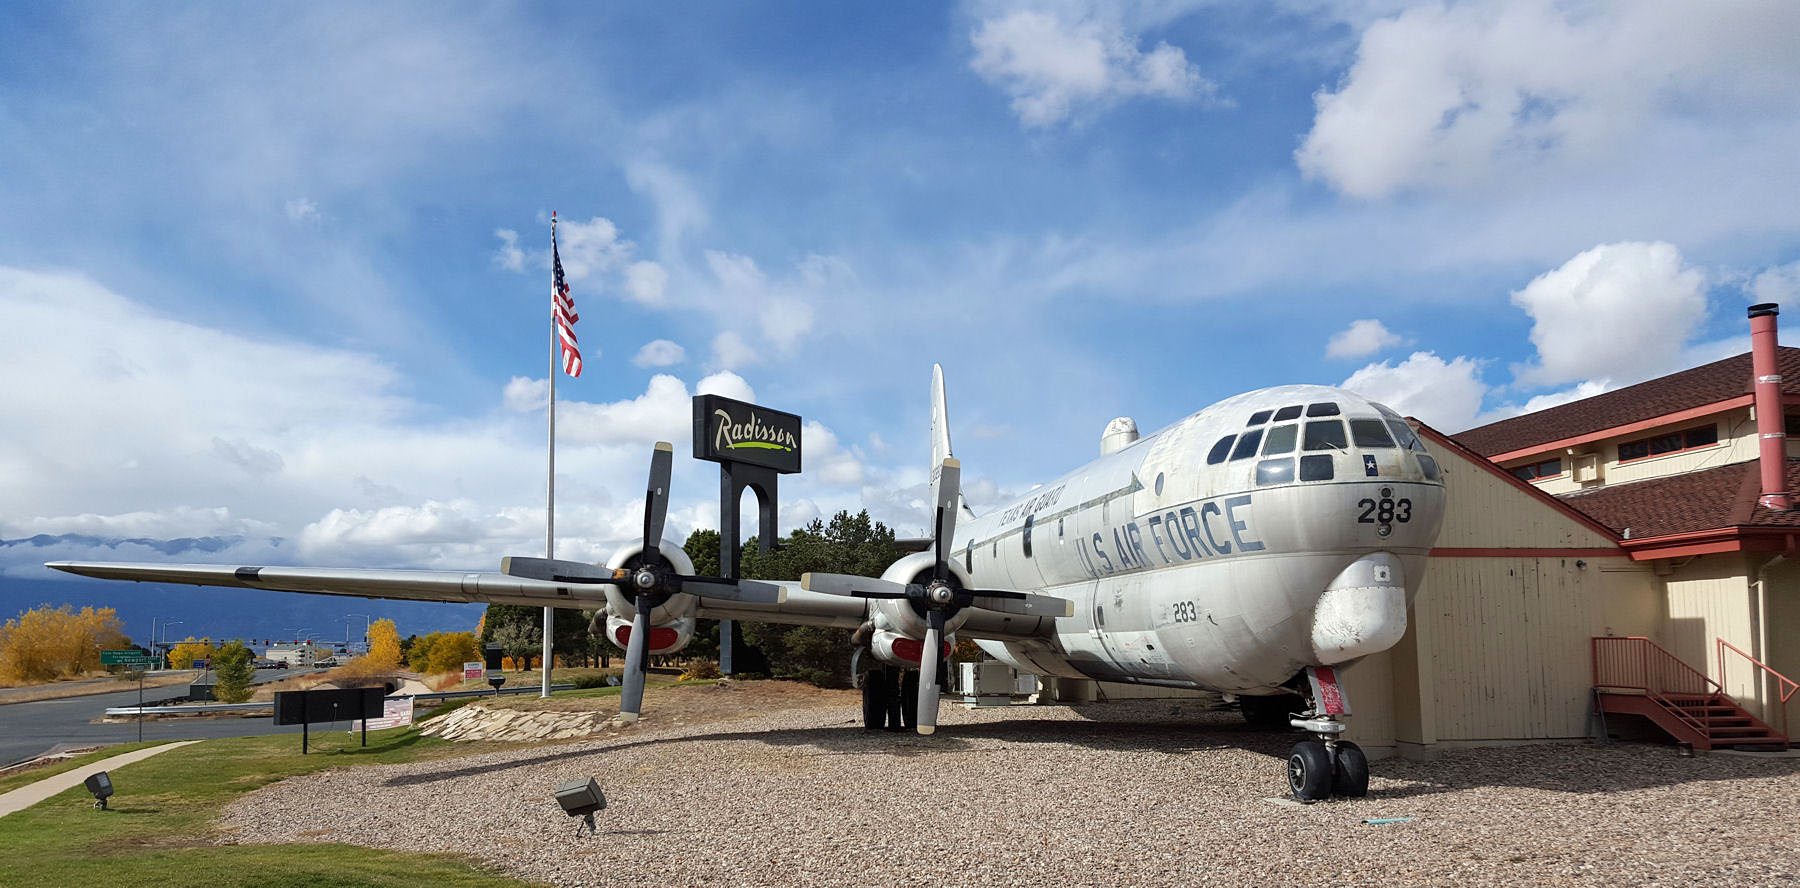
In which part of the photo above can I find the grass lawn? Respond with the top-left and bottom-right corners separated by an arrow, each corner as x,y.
0,727 -> 540,887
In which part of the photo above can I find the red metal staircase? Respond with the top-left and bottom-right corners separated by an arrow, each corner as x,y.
1591,636 -> 1791,751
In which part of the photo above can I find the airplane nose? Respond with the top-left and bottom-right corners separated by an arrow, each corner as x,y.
1311,552 -> 1407,664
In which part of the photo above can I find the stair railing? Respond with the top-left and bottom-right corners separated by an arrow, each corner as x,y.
1718,637 -> 1797,740
1593,636 -> 1720,736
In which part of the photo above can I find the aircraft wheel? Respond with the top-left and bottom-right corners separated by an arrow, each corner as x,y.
883,668 -> 906,731
1331,741 -> 1369,797
861,669 -> 889,730
1287,741 -> 1333,802
900,670 -> 920,730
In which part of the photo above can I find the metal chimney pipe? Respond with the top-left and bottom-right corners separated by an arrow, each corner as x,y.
1749,303 -> 1789,510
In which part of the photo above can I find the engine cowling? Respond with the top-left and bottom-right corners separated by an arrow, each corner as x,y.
869,628 -> 954,668
596,540 -> 699,657
604,613 -> 695,656
866,550 -> 978,639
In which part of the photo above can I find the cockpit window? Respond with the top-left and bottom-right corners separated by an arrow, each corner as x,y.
1385,418 -> 1426,451
1305,402 -> 1341,417
1303,420 -> 1348,451
1247,409 -> 1273,426
1350,419 -> 1395,448
1256,458 -> 1294,485
1300,454 -> 1334,481
1207,435 -> 1235,465
1230,428 -> 1264,461
1262,424 -> 1297,455
1273,405 -> 1302,421
1416,452 -> 1441,481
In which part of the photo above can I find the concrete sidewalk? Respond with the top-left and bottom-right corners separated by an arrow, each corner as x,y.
0,740 -> 201,818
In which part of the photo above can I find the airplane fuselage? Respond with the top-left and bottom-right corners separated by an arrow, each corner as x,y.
956,384 -> 1446,694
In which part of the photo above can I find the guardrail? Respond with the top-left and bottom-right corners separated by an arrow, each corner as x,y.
102,683 -> 578,717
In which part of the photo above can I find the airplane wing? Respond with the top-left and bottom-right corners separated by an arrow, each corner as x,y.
46,559 -> 1058,640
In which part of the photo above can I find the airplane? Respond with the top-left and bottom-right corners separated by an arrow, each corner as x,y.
49,365 -> 1446,801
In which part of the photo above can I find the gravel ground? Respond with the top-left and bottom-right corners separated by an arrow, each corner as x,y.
220,696 -> 1800,887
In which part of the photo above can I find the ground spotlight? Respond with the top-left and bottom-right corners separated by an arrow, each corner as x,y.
85,771 -> 113,810
555,777 -> 606,836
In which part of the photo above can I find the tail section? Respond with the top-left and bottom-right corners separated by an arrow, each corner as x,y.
931,363 -> 953,467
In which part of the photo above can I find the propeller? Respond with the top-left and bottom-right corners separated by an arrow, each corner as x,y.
500,441 -> 786,724
801,456 -> 1072,735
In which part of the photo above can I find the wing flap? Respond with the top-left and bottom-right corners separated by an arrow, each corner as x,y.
46,561 -> 603,607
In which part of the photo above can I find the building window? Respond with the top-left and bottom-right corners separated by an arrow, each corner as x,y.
1617,425 -> 1719,462
1511,458 -> 1562,481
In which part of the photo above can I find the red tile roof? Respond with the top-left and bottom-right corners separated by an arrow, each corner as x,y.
1557,458 -> 1800,538
1454,347 -> 1800,457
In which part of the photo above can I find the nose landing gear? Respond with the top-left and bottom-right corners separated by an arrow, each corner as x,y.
1285,666 -> 1369,801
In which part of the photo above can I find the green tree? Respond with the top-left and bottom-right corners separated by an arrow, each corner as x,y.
734,510 -> 906,688
211,640 -> 254,703
491,622 -> 540,672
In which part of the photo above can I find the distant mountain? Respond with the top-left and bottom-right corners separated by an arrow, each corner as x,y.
0,575 -> 488,650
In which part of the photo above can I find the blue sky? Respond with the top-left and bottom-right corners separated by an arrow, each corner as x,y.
4,1 -> 1800,639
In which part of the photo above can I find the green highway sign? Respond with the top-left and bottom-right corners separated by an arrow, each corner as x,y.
101,649 -> 153,667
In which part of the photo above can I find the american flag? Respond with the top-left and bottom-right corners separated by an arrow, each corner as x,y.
551,214 -> 582,378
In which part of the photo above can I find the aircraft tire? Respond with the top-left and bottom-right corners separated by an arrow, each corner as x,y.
900,670 -> 920,730
862,670 -> 889,729
883,667 -> 906,731
1287,741 -> 1333,802
1331,742 -> 1369,797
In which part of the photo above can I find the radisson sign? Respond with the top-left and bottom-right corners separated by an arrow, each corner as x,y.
692,394 -> 803,475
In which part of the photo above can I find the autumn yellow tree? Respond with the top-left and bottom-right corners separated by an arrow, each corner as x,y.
0,604 -> 130,684
356,618 -> 401,670
406,632 -> 443,673
425,632 -> 480,675
167,637 -> 219,670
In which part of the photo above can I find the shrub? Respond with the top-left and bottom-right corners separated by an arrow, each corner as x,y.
678,660 -> 722,681
573,674 -> 614,690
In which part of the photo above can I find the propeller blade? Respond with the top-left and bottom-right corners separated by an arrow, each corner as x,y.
916,610 -> 945,735
642,442 -> 674,556
969,591 -> 1074,618
929,458 -> 960,579
679,576 -> 786,604
500,557 -> 625,585
799,572 -> 911,599
618,600 -> 652,723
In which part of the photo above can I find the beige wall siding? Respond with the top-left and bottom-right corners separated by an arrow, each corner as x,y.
1433,448 -> 1616,549
1415,556 -> 1607,741
1662,555 -> 1759,705
1761,564 -> 1800,734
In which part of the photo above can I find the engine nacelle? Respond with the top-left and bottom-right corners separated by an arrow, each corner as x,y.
600,541 -> 699,625
869,628 -> 954,668
867,551 -> 978,639
604,613 -> 695,656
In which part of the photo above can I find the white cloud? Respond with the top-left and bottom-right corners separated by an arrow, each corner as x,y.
625,159 -> 710,249
802,421 -> 866,487
625,261 -> 669,306
632,339 -> 686,368
502,376 -> 548,412
554,216 -> 635,282
0,268 -> 794,572
1325,318 -> 1401,359
1510,242 -> 1706,387
1751,261 -> 1800,305
711,330 -> 758,370
970,9 -> 1219,127
493,229 -> 524,272
1298,1 -> 1800,198
1341,351 -> 1487,432
284,197 -> 319,222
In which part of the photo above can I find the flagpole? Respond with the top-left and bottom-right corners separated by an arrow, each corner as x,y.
543,213 -> 558,699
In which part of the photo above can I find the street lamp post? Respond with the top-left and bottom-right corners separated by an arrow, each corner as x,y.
346,613 -> 372,653
157,619 -> 184,670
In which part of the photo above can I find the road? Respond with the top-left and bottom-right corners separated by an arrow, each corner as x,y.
0,669 -> 328,764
